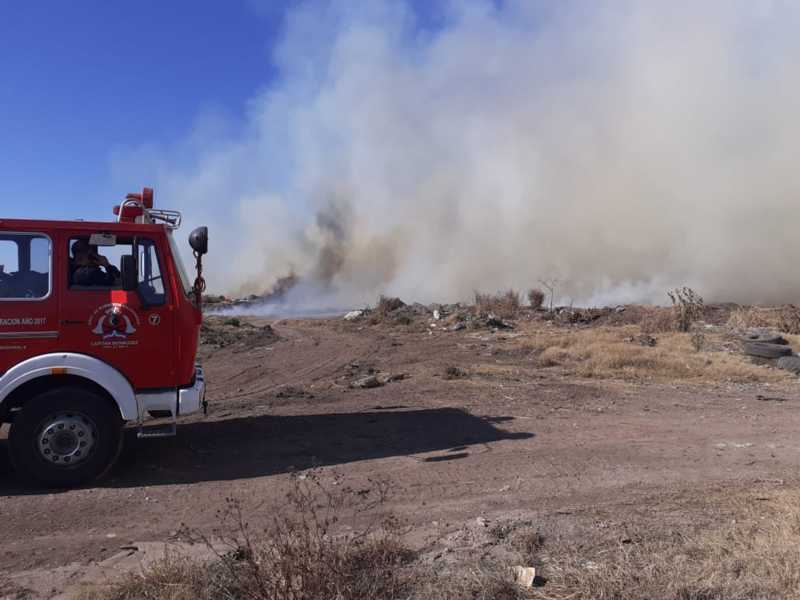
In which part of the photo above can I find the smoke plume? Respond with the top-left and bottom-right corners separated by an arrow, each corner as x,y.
138,0 -> 800,307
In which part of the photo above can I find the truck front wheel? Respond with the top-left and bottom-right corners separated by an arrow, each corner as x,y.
8,387 -> 124,487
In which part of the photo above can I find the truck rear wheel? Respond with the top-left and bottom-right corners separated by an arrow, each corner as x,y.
8,387 -> 123,487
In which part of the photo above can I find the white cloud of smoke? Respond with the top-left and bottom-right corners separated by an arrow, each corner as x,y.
134,0 -> 800,307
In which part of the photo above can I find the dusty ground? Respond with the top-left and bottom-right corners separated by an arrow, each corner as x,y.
2,310 -> 800,597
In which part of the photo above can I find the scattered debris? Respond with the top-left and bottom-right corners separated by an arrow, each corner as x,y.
486,314 -> 513,330
344,310 -> 365,321
444,366 -> 469,380
349,370 -> 408,389
204,274 -> 299,312
512,566 -> 537,588
756,395 -> 789,403
200,317 -> 279,350
352,375 -> 383,389
383,373 -> 409,383
627,334 -> 657,347
377,295 -> 406,314
274,386 -> 315,400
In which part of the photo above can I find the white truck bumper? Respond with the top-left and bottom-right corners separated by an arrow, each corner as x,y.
178,365 -> 206,416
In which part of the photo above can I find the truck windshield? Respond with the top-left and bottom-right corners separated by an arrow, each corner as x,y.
168,232 -> 194,296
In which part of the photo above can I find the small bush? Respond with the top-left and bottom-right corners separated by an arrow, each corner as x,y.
668,287 -> 704,332
474,289 -> 521,319
88,474 -> 413,600
527,288 -> 545,310
224,317 -> 241,328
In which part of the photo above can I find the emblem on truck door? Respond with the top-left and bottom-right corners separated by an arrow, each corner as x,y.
89,303 -> 140,346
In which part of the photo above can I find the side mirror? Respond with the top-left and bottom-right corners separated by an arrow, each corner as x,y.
120,254 -> 137,291
189,226 -> 208,255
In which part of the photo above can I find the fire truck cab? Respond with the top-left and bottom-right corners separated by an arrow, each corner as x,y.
0,188 -> 208,487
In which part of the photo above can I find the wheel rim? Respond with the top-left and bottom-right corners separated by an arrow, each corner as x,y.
36,412 -> 98,467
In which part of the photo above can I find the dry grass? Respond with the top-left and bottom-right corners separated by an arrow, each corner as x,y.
78,466 -> 800,600
520,326 -> 790,383
474,289 -> 522,319
82,487 -> 800,600
639,306 -> 677,334
533,490 -> 800,600
80,473 -> 416,600
728,305 -> 800,334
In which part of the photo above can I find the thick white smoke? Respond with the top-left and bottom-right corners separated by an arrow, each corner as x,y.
136,0 -> 800,307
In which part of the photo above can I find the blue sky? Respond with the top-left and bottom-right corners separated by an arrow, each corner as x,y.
0,0 -> 450,222
0,1 -> 293,220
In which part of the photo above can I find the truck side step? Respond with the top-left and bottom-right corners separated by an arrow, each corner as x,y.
137,423 -> 177,439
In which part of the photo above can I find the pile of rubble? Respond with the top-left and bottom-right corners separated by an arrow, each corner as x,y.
344,297 -> 515,332
203,274 -> 299,313
200,316 -> 279,350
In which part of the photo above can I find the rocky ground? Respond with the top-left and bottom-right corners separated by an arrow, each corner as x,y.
3,300 -> 800,598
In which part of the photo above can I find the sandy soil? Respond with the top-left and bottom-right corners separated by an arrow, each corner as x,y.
2,315 -> 800,597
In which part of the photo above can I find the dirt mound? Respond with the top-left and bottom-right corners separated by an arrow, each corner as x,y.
200,316 -> 279,350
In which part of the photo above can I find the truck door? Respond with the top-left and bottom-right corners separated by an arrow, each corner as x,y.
0,231 -> 57,373
58,234 -> 176,390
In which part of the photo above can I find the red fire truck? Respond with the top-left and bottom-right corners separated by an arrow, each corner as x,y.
0,188 -> 208,487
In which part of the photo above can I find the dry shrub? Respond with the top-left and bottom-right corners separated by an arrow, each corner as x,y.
729,305 -> 800,335
531,490 -> 800,600
76,555 -> 228,600
474,289 -> 522,319
86,474 -> 415,600
668,287 -> 704,332
690,330 -> 706,352
527,288 -> 545,310
524,327 -> 789,383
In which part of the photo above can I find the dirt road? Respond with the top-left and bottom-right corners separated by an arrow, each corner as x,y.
2,316 -> 800,595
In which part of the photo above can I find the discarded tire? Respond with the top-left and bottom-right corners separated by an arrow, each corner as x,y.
777,355 -> 800,375
742,342 -> 793,359
741,332 -> 789,345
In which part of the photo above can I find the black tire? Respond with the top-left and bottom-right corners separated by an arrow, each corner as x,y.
741,333 -> 789,345
777,355 -> 800,375
742,342 -> 793,359
8,387 -> 123,488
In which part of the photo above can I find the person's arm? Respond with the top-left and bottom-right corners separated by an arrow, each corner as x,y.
97,256 -> 121,284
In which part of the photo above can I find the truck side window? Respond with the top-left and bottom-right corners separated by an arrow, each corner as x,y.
68,237 -> 128,290
0,234 -> 51,300
137,239 -> 166,306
